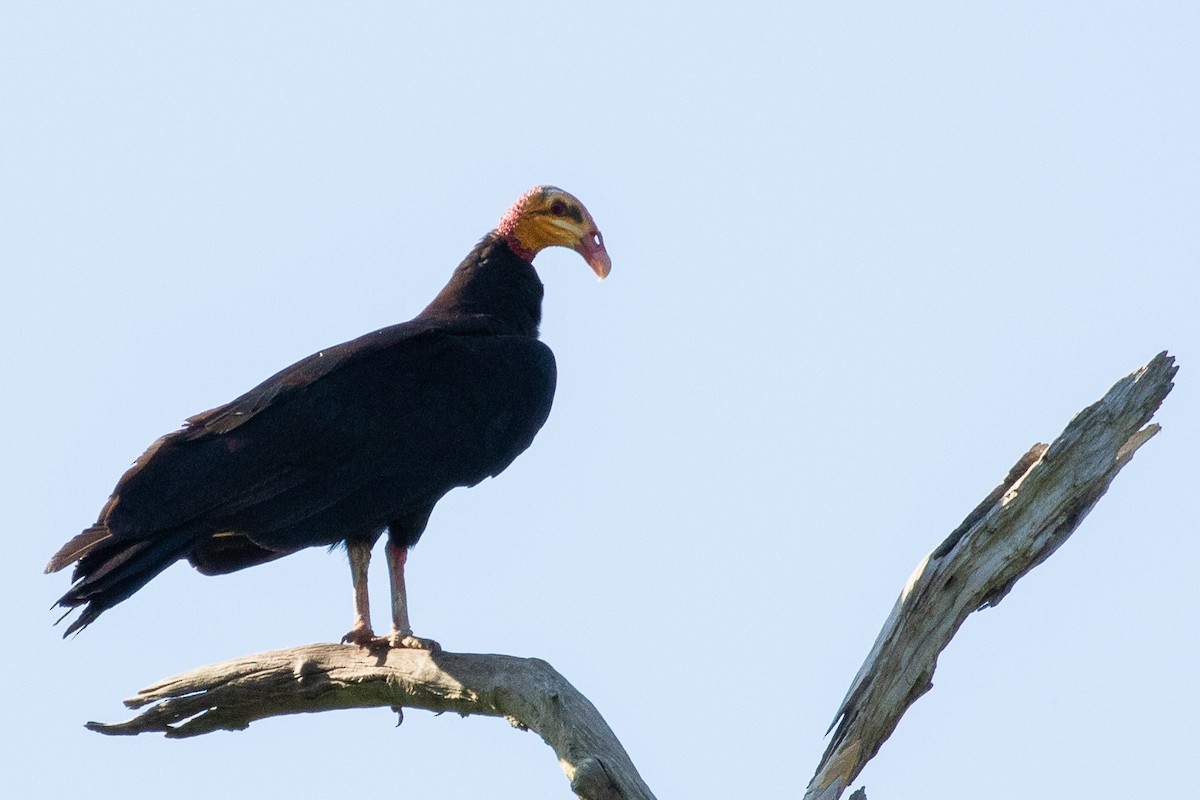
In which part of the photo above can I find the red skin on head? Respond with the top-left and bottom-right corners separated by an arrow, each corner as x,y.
497,185 -> 548,261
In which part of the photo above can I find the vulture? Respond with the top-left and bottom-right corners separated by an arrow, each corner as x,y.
46,185 -> 610,649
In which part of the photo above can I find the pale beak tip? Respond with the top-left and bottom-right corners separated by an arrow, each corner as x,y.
590,252 -> 612,280
579,230 -> 611,280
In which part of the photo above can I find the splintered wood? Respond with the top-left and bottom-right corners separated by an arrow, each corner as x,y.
806,352 -> 1176,800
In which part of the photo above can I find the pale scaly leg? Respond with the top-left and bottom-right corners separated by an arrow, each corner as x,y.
340,540 -> 376,645
386,539 -> 439,651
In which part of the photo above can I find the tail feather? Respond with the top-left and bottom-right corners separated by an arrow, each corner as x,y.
51,527 -> 198,636
45,524 -> 112,574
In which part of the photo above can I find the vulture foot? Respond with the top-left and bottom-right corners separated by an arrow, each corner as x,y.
340,623 -> 376,646
390,632 -> 441,652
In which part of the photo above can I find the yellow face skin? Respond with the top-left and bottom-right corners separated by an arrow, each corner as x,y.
499,186 -> 611,278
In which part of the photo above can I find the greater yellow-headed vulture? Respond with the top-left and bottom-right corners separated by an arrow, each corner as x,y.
46,185 -> 610,649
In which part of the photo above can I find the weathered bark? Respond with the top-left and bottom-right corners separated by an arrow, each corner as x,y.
805,352 -> 1177,800
88,644 -> 655,800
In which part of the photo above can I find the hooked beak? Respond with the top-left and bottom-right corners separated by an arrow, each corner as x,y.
575,229 -> 611,279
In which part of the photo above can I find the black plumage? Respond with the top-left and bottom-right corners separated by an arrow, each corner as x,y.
47,186 -> 609,646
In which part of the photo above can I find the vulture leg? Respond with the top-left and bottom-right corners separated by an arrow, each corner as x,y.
340,540 -> 376,645
386,539 -> 439,651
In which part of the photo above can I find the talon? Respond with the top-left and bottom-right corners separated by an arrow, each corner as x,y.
341,622 -> 376,646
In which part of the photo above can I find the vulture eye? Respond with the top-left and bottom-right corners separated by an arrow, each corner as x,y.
550,199 -> 567,216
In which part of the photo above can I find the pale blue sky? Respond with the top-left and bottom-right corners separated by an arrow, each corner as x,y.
3,4 -> 1197,798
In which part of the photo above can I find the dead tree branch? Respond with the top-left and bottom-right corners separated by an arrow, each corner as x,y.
82,353 -> 1175,800
805,351 -> 1177,800
88,644 -> 655,800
